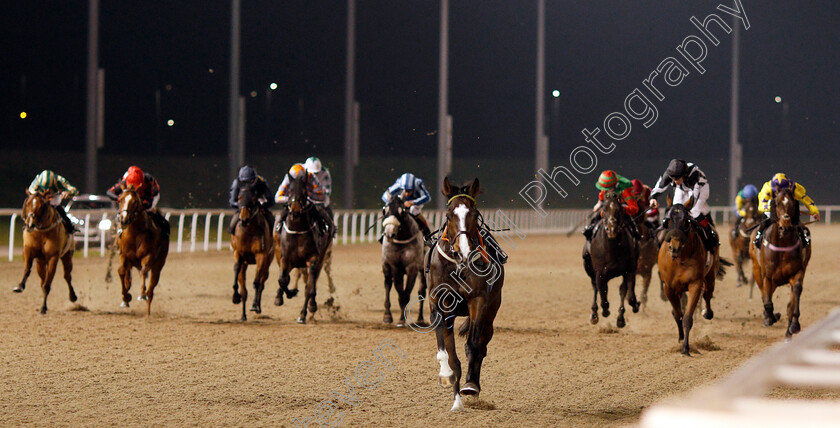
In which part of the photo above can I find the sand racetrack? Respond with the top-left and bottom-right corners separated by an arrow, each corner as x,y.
1,225 -> 839,427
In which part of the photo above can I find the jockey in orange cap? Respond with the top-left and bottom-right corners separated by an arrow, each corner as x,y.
583,170 -> 640,241
275,163 -> 334,254
107,166 -> 169,237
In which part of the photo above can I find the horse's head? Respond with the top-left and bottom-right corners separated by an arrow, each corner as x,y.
743,198 -> 759,228
383,194 -> 407,240
237,185 -> 257,224
664,204 -> 693,259
600,190 -> 623,239
118,186 -> 143,225
442,176 -> 481,261
23,192 -> 49,230
287,173 -> 310,214
774,187 -> 799,231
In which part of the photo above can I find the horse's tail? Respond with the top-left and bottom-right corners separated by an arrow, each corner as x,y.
717,257 -> 734,279
458,317 -> 470,337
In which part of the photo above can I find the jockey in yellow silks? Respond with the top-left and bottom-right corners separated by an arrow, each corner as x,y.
754,173 -> 820,248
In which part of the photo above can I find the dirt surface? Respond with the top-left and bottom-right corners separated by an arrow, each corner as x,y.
1,225 -> 839,427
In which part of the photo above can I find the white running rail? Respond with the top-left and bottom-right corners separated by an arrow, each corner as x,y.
641,307 -> 840,428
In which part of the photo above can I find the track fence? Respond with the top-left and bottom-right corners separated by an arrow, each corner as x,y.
3,205 -> 838,261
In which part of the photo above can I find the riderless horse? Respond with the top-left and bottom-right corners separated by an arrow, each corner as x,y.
749,187 -> 811,338
582,190 -> 640,327
428,177 -> 504,411
730,197 -> 759,290
659,204 -> 729,355
115,187 -> 170,315
380,193 -> 427,327
230,185 -> 274,321
273,172 -> 327,324
14,191 -> 77,314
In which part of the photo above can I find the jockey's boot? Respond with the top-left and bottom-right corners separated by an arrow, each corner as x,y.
228,210 -> 240,234
482,231 -> 508,265
799,225 -> 811,248
152,210 -> 170,238
412,213 -> 433,246
753,217 -> 772,248
582,216 -> 598,241
55,205 -> 76,233
276,206 -> 290,233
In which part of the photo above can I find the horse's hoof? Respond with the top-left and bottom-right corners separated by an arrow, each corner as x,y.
12,285 -> 24,293
120,301 -> 129,308
40,307 -> 47,315
240,316 -> 247,322
137,295 -> 147,301
616,316 -> 626,329
396,320 -> 405,328
286,288 -> 299,298
232,293 -> 241,305
308,301 -> 318,313
681,350 -> 691,357
383,314 -> 393,324
602,309 -> 610,318
249,305 -> 261,313
296,317 -> 306,324
703,309 -> 714,320
775,312 -> 782,322
69,292 -> 77,303
274,295 -> 283,306
439,374 -> 455,388
631,301 -> 640,313
790,320 -> 801,334
589,314 -> 598,325
450,394 -> 464,412
460,382 -> 480,396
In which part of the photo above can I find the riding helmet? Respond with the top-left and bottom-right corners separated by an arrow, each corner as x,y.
742,184 -> 758,199
125,166 -> 145,188
665,159 -> 688,179
596,170 -> 618,190
771,173 -> 793,192
399,173 -> 417,191
304,157 -> 322,173
238,165 -> 256,182
289,164 -> 306,178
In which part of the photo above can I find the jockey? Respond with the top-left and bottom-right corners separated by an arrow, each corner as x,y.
27,170 -> 78,233
753,173 -> 819,248
649,159 -> 718,254
632,179 -> 660,229
228,165 -> 275,234
106,166 -> 170,237
582,170 -> 640,241
276,163 -> 334,254
733,184 -> 759,230
380,173 -> 432,242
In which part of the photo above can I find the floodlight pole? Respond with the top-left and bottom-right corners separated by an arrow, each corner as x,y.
85,0 -> 99,193
728,15 -> 741,206
436,0 -> 449,209
228,0 -> 242,181
535,0 -> 548,209
344,0 -> 356,209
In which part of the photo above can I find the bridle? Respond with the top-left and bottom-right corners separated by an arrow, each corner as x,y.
23,194 -> 61,232
284,177 -> 314,234
119,191 -> 141,226
382,196 -> 415,244
437,194 -> 489,264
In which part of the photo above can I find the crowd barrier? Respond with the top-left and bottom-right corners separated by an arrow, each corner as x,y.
3,205 -> 838,261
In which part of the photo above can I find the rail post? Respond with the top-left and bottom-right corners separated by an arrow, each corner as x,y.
177,213 -> 185,252
218,213 -> 225,250
83,213 -> 90,258
190,212 -> 198,252
8,214 -> 17,261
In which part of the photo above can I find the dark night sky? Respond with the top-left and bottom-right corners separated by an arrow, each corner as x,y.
2,1 -> 839,161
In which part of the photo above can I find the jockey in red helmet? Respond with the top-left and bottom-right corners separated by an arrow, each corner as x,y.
107,166 -> 169,237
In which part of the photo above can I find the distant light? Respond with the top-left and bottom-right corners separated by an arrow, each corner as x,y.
167,119 -> 175,127
208,68 -> 215,73
250,91 -> 258,98
98,219 -> 112,231
165,84 -> 172,91
552,90 -> 560,98
19,111 -> 27,119
269,83 -> 278,90
774,96 -> 782,103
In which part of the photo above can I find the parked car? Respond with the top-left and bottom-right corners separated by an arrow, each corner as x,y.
65,194 -> 117,246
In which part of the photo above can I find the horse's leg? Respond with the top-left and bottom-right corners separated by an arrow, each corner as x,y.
462,297 -> 499,397
393,267 -> 407,327
138,265 -> 149,301
324,248 -> 336,294
682,280 -> 703,356
760,277 -> 781,326
664,283 -> 684,342
658,271 -> 667,301
617,275 -> 628,328
250,253 -> 266,313
14,249 -> 34,292
434,305 -> 463,411
232,257 -> 242,305
39,256 -> 59,314
398,267 -> 417,327
640,270 -> 652,311
787,275 -> 804,338
146,267 -> 161,316
118,260 -> 132,307
589,274 -> 599,325
735,253 -> 746,286
276,266 -> 291,306
61,251 -> 77,303
416,266 -> 428,324
702,270 -> 716,320
238,262 -> 248,321
597,274 -> 610,318
307,262 -> 322,315
627,270 -> 640,313
382,264 -> 394,324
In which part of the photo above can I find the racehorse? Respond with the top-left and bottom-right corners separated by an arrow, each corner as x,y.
115,187 -> 169,315
636,216 -> 660,310
380,193 -> 427,327
273,172 -> 326,324
582,190 -> 640,327
14,192 -> 77,314
749,187 -> 811,338
730,198 -> 759,289
658,204 -> 728,355
428,177 -> 504,411
229,185 -> 274,321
